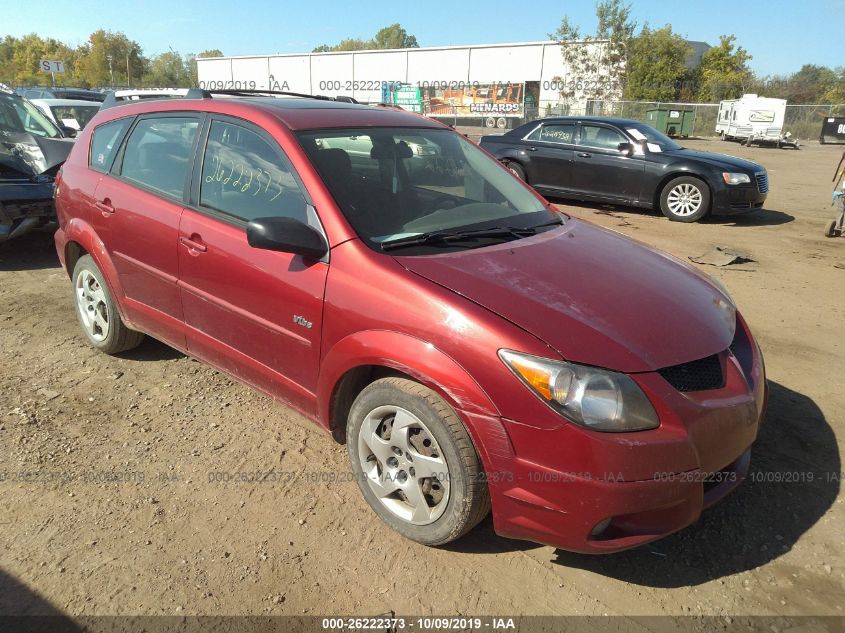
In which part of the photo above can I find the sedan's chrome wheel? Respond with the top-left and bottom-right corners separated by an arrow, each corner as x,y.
357,405 -> 450,525
666,182 -> 703,216
75,269 -> 110,342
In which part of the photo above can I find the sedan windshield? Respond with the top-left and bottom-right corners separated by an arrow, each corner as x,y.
0,94 -> 63,138
623,122 -> 682,151
298,127 -> 553,252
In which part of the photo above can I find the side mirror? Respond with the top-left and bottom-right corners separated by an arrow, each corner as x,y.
246,216 -> 328,260
617,141 -> 635,156
59,125 -> 78,138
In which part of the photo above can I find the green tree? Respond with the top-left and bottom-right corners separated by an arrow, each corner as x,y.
623,25 -> 693,101
693,35 -> 753,102
143,50 -> 187,87
783,64 -> 838,103
550,0 -> 636,107
76,30 -> 145,87
3,34 -> 81,86
0,36 -> 17,84
372,24 -> 419,49
821,67 -> 845,103
313,23 -> 419,52
187,49 -> 224,86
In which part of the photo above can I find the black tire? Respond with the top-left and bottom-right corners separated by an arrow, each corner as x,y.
71,255 -> 144,354
347,377 -> 490,546
659,176 -> 711,223
503,160 -> 526,181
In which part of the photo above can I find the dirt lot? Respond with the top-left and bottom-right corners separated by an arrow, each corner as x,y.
1,138 -> 843,623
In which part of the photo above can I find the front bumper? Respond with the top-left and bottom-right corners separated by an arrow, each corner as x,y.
0,182 -> 56,242
711,182 -> 767,215
465,319 -> 767,554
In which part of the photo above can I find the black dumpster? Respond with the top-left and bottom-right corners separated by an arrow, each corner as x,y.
820,117 -> 845,144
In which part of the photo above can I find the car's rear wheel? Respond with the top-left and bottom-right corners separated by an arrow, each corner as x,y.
72,255 -> 144,354
347,377 -> 490,546
503,160 -> 526,181
659,176 -> 710,222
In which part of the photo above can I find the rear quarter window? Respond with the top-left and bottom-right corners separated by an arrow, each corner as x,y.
119,117 -> 199,198
89,118 -> 133,173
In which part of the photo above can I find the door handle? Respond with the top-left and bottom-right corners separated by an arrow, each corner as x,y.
95,198 -> 115,215
576,152 -> 592,158
179,235 -> 207,253
527,146 -> 538,151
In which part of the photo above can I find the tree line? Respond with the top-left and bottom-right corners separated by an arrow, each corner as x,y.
553,0 -> 844,104
2,16 -> 842,105
0,30 -> 222,88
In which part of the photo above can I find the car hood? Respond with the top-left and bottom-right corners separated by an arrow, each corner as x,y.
0,131 -> 73,179
394,219 -> 735,373
663,147 -> 763,173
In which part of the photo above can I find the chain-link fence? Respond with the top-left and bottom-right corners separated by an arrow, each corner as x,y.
783,104 -> 845,140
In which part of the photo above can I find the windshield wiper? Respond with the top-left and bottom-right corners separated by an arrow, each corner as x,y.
528,216 -> 565,230
380,225 -> 551,251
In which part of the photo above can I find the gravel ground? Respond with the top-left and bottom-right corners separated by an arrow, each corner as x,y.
0,138 -> 843,624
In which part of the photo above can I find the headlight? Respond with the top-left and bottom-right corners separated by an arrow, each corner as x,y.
722,172 -> 751,185
498,350 -> 659,432
703,275 -> 737,338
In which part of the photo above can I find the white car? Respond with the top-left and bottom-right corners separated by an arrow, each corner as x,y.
29,98 -> 101,134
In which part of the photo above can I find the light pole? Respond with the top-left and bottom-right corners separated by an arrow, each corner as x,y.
107,54 -> 114,86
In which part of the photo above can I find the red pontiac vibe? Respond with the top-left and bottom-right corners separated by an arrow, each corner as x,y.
53,91 -> 767,553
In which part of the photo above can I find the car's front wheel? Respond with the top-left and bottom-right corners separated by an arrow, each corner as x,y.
659,176 -> 711,222
72,255 -> 144,354
347,377 -> 490,546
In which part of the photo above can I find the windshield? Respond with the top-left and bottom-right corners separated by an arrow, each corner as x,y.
623,122 -> 682,151
50,104 -> 100,130
0,94 -> 63,138
298,127 -> 550,251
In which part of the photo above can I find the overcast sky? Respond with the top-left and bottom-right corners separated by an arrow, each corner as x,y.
1,0 -> 843,76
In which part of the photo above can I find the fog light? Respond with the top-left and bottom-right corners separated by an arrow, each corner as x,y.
590,518 -> 612,538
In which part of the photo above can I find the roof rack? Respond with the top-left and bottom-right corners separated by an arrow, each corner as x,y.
100,87 -> 360,109
185,88 -> 359,104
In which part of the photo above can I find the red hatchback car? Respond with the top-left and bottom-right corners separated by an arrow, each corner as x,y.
54,92 -> 767,553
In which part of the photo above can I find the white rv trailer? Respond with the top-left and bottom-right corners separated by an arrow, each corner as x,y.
716,94 -> 787,141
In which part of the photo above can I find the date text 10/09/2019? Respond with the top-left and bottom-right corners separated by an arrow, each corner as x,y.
196,79 -> 621,92
321,617 -> 516,630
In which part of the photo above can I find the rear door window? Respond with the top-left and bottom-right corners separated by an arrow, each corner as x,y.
89,118 -> 133,173
199,119 -> 308,223
120,117 -> 199,198
579,124 -> 626,150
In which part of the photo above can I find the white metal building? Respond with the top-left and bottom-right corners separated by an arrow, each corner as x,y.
196,40 -> 612,112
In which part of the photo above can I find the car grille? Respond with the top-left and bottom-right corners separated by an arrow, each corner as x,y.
755,172 -> 769,193
658,354 -> 725,392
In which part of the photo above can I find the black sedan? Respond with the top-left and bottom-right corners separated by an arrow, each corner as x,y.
479,116 -> 768,222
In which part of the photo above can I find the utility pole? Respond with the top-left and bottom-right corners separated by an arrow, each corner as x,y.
107,54 -> 114,86
126,53 -> 131,87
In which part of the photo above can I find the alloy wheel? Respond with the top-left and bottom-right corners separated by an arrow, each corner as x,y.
357,405 -> 450,525
75,270 -> 110,342
666,183 -> 703,216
